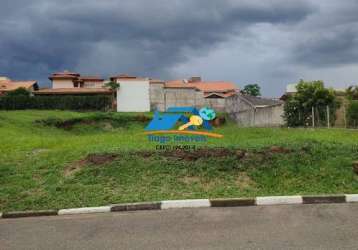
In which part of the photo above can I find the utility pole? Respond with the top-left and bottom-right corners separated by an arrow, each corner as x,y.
344,105 -> 347,128
312,106 -> 315,128
327,105 -> 330,128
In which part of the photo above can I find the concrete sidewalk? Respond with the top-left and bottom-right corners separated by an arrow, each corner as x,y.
1,204 -> 357,250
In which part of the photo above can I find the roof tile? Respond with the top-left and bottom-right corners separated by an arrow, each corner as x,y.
0,80 -> 37,91
34,88 -> 112,95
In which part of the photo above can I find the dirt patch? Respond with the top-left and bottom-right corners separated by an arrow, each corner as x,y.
136,151 -> 156,158
84,153 -> 118,165
64,146 -> 294,176
210,117 -> 226,127
158,147 -> 291,162
64,153 -> 118,177
269,146 -> 292,154
353,161 -> 358,175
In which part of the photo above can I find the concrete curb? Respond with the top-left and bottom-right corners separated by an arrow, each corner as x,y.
302,195 -> 346,204
346,194 -> 358,202
210,198 -> 255,207
1,194 -> 358,219
111,202 -> 161,212
161,199 -> 210,209
58,206 -> 111,215
1,210 -> 58,218
256,196 -> 303,205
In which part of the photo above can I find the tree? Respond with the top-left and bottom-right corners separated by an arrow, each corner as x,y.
283,80 -> 340,127
345,86 -> 358,127
241,84 -> 261,96
346,85 -> 358,100
104,81 -> 120,109
347,100 -> 358,127
5,87 -> 31,97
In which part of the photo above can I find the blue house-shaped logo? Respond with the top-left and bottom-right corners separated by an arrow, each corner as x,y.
145,107 -> 213,131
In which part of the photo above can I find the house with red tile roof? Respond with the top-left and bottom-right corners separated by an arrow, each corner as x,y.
0,77 -> 38,96
160,77 -> 239,111
108,74 -> 239,112
31,72 -> 239,112
35,71 -> 112,96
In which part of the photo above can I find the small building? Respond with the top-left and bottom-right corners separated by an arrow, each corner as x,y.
110,74 -> 151,112
34,71 -> 112,96
158,77 -> 238,112
50,71 -> 81,89
109,75 -> 239,112
49,70 -> 105,89
226,94 -> 284,127
0,76 -> 38,96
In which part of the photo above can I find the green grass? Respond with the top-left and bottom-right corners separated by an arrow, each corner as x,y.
0,110 -> 358,211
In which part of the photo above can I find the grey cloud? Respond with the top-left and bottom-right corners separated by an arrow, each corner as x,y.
292,1 -> 358,67
0,0 -> 315,85
294,27 -> 358,66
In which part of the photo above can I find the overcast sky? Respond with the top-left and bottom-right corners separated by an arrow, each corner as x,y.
1,0 -> 358,96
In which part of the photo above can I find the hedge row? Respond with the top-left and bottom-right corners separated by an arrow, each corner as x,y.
0,95 -> 112,111
347,100 -> 358,127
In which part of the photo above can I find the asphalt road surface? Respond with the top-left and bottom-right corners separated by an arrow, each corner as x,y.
1,204 -> 358,250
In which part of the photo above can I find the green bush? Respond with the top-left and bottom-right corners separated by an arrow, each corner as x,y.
283,80 -> 339,127
0,95 -> 112,111
347,100 -> 358,127
5,87 -> 31,97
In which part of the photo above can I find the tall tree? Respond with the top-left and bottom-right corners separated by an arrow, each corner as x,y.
104,81 -> 120,110
283,80 -> 339,127
241,84 -> 261,96
346,85 -> 358,100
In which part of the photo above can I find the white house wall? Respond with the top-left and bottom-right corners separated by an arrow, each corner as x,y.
117,80 -> 150,112
52,79 -> 74,89
83,81 -> 104,88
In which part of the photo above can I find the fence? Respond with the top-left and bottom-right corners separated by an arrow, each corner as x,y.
286,104 -> 352,128
0,95 -> 112,111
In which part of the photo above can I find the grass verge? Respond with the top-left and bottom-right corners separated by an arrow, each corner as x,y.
0,110 -> 358,211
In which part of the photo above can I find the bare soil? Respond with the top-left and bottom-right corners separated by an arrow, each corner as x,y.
64,153 -> 118,177
64,146 -> 294,176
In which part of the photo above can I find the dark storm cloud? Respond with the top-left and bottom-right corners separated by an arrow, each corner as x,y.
292,1 -> 358,67
293,27 -> 358,66
0,0 -> 315,84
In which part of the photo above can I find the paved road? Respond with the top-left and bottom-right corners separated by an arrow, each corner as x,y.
1,204 -> 358,250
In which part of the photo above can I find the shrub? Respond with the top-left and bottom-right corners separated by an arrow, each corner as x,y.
5,87 -> 31,97
283,80 -> 339,127
0,95 -> 112,111
35,112 -> 151,130
347,100 -> 358,127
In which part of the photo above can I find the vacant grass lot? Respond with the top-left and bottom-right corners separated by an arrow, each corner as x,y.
1,110 -> 358,211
